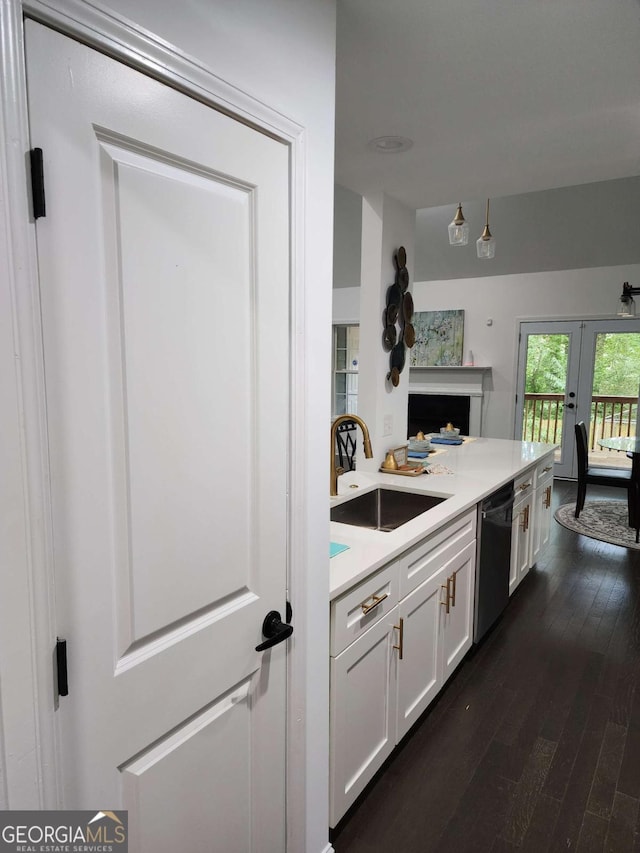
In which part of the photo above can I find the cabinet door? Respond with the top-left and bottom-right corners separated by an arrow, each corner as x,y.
531,476 -> 553,565
441,540 -> 476,684
330,606 -> 399,826
511,495 -> 533,593
396,568 -> 448,741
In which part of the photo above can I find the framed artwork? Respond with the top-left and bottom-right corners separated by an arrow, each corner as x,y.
409,310 -> 464,366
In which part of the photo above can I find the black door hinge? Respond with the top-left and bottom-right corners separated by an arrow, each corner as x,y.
56,637 -> 68,697
29,148 -> 46,219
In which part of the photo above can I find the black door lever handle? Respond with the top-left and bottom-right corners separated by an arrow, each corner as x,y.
255,610 -> 293,651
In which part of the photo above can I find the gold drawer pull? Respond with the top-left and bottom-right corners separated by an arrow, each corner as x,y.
393,617 -> 404,660
542,466 -> 553,473
361,592 -> 388,615
440,581 -> 450,614
518,482 -> 531,492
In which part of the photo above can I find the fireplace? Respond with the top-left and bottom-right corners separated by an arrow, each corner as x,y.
408,394 -> 470,437
407,366 -> 491,437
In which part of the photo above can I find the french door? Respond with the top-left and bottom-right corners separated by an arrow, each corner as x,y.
515,319 -> 640,478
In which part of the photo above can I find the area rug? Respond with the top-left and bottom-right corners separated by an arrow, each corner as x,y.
554,501 -> 640,551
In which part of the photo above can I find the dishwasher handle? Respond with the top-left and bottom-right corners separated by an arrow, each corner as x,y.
482,495 -> 515,519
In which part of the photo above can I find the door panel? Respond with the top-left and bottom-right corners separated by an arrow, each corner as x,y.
575,322 -> 640,470
26,20 -> 289,849
514,321 -> 582,478
121,680 -> 253,852
396,567 -> 445,741
440,541 -> 475,681
516,319 -> 640,479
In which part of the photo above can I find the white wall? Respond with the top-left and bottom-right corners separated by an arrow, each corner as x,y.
1,2 -> 336,849
333,184 -> 362,290
413,263 -> 640,438
332,286 -> 360,324
357,193 -> 416,469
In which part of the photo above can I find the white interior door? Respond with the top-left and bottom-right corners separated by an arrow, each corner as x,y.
26,20 -> 290,851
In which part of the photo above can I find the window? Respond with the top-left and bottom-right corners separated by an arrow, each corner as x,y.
333,325 -> 359,416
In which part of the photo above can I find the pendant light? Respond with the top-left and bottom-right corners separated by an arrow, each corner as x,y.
476,198 -> 496,259
448,203 -> 469,246
617,281 -> 639,317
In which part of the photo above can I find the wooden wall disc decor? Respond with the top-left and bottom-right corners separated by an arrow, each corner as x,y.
404,323 -> 416,348
382,324 -> 397,351
383,246 -> 415,388
403,291 -> 414,322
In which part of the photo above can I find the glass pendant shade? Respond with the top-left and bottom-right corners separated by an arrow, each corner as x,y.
476,230 -> 496,259
618,295 -> 636,317
617,282 -> 637,317
476,199 -> 496,259
448,204 -> 469,246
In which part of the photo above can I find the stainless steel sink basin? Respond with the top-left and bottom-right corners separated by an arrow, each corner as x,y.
330,488 -> 447,532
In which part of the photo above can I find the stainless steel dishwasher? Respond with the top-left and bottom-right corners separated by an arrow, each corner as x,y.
474,480 -> 515,643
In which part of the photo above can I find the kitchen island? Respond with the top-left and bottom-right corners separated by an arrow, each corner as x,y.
330,436 -> 556,599
328,436 -> 556,826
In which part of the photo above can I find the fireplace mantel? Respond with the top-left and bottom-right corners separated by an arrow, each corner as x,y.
408,365 -> 491,396
408,366 -> 492,435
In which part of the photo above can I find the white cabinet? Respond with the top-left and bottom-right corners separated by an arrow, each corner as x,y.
509,467 -> 534,595
509,452 -> 554,594
396,539 -> 476,741
395,563 -> 447,741
531,458 -> 554,565
330,510 -> 476,826
330,605 -> 399,824
440,540 -> 476,683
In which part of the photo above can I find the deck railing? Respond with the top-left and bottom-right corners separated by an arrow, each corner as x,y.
522,393 -> 637,447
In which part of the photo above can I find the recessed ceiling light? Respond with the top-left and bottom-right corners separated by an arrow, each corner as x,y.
367,136 -> 413,154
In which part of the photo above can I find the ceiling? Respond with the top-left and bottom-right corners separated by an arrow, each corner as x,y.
334,0 -> 640,211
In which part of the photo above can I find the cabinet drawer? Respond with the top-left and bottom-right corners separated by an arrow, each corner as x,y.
331,563 -> 399,656
515,466 -> 535,498
398,509 -> 477,599
536,456 -> 554,485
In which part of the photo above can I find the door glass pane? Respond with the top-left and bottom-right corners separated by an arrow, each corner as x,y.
333,324 -> 359,417
589,332 -> 640,469
522,334 -> 569,458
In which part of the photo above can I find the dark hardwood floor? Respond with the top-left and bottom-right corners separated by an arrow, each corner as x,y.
331,480 -> 640,853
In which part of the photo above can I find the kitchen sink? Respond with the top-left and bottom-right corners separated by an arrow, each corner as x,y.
330,488 -> 448,532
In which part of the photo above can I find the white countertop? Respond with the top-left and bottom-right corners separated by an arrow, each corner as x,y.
329,437 -> 556,600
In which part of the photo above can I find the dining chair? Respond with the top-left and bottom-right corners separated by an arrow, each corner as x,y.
574,421 -> 632,518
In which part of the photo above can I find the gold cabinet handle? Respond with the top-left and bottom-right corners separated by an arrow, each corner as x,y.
544,484 -> 552,508
450,571 -> 457,607
542,466 -> 553,473
361,592 -> 388,615
440,581 -> 450,614
393,617 -> 404,660
524,504 -> 530,531
518,482 -> 531,492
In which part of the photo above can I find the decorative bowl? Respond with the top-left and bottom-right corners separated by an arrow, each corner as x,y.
440,427 -> 460,437
408,437 -> 432,451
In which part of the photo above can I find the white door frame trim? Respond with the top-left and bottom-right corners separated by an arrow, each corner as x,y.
0,2 -> 314,849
